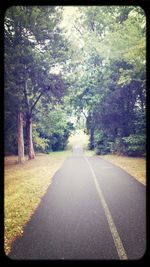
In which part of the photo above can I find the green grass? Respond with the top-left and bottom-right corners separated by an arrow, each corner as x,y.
4,150 -> 71,255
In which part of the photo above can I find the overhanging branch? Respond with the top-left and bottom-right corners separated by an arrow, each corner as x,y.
30,91 -> 43,114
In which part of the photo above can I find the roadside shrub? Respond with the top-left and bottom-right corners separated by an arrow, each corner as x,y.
114,136 -> 125,155
33,130 -> 49,153
94,130 -> 110,155
122,134 -> 145,156
51,132 -> 69,151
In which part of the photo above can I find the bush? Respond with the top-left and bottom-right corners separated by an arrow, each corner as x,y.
122,134 -> 145,156
95,143 -> 110,155
114,136 -> 125,155
94,130 -> 111,155
51,132 -> 69,151
33,130 -> 49,153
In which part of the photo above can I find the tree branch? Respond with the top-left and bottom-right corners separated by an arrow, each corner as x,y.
82,110 -> 88,119
30,91 -> 43,114
73,24 -> 83,37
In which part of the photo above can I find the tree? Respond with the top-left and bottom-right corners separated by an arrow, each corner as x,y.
65,6 -> 146,156
33,104 -> 74,152
4,6 -> 69,161
5,6 -> 146,158
18,112 -> 24,163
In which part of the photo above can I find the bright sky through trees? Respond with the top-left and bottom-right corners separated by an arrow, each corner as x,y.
60,6 -> 84,48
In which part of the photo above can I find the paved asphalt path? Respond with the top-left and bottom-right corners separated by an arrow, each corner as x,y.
9,133 -> 146,260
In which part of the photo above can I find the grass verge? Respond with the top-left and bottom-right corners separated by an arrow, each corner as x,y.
4,150 -> 71,255
99,154 -> 146,186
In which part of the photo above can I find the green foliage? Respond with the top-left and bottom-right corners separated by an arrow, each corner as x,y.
4,6 -> 146,157
122,135 -> 145,157
34,105 -> 75,152
33,129 -> 49,153
5,132 -> 18,155
4,113 -> 18,155
68,6 -> 146,157
5,6 -> 70,156
94,130 -> 110,155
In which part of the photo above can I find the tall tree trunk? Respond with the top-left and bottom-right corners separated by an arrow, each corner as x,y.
18,112 -> 24,163
90,127 -> 95,150
27,114 -> 35,160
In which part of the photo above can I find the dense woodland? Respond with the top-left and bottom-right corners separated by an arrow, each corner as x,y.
4,6 -> 146,162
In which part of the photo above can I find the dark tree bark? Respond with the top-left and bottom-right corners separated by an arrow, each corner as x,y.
18,112 -> 24,163
26,114 -> 35,160
89,127 -> 95,150
86,113 -> 95,150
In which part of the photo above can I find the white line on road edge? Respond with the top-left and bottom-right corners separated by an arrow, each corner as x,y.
84,156 -> 128,260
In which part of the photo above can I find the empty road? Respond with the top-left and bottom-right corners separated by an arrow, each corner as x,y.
8,132 -> 146,260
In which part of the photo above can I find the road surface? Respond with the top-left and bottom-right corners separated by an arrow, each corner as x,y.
8,131 -> 146,260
